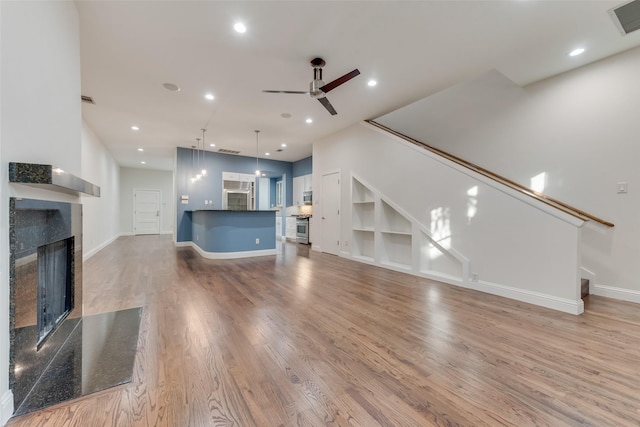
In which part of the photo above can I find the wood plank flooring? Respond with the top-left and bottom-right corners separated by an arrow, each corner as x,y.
7,235 -> 640,426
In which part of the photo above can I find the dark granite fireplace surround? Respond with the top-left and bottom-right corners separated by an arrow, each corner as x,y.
9,198 -> 83,412
8,165 -> 141,416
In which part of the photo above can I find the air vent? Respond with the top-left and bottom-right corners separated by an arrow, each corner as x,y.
218,148 -> 241,155
276,149 -> 284,152
81,95 -> 95,104
610,0 -> 640,35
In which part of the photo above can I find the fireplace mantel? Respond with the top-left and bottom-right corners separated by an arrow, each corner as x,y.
9,162 -> 100,197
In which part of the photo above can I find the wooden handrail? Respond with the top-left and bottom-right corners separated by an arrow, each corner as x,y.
366,120 -> 614,228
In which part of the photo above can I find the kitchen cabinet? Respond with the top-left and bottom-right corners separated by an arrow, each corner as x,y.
293,176 -> 304,206
293,174 -> 312,206
275,216 -> 282,239
285,217 -> 297,240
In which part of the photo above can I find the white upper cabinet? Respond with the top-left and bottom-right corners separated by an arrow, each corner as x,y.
293,174 -> 312,206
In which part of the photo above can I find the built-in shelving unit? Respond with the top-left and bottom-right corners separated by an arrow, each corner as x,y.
351,178 -> 375,261
350,175 -> 467,282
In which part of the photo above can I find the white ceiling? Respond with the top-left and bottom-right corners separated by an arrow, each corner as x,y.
77,0 -> 640,171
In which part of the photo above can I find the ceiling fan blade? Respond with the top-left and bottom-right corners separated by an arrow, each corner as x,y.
262,90 -> 309,95
318,97 -> 337,115
319,69 -> 360,93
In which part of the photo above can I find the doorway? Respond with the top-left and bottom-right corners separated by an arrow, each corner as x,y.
321,171 -> 340,255
134,189 -> 160,235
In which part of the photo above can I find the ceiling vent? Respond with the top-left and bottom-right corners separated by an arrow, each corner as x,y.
218,148 -> 241,155
610,0 -> 640,35
81,95 -> 95,104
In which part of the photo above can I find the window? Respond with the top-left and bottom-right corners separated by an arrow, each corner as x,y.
276,181 -> 283,207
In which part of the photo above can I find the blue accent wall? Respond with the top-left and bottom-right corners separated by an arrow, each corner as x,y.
176,147 -> 293,242
192,210 -> 276,252
292,156 -> 312,177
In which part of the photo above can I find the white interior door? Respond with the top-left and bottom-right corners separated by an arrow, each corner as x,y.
321,172 -> 340,255
134,189 -> 160,235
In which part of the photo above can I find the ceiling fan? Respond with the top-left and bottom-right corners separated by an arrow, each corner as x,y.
263,57 -> 360,116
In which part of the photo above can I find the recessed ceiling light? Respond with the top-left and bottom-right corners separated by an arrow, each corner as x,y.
281,143 -> 287,148
234,22 -> 246,34
140,161 -> 146,165
137,148 -> 144,152
162,83 -> 180,92
367,79 -> 377,87
205,93 -> 214,101
265,152 -> 270,156
306,118 -> 313,124
281,113 -> 292,119
131,126 -> 139,131
209,143 -> 216,147
569,48 -> 585,57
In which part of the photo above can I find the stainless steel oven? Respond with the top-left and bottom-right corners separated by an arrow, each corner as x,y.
296,217 -> 309,244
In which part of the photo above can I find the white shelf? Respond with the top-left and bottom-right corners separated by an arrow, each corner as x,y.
381,230 -> 412,236
352,178 -> 375,203
353,227 -> 375,232
352,229 -> 375,260
379,232 -> 412,270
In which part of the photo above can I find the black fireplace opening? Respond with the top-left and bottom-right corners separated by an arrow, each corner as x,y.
37,236 -> 74,350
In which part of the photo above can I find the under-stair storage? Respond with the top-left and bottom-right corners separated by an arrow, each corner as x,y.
350,175 -> 467,282
419,230 -> 463,280
351,178 -> 376,261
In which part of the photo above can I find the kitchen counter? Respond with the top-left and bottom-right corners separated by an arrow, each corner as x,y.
188,210 -> 276,259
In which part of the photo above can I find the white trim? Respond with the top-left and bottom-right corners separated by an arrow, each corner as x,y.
186,241 -> 277,259
83,233 -> 120,261
119,231 -> 135,237
160,230 -> 173,235
1,390 -> 14,425
346,253 -> 583,314
174,240 -> 191,247
470,279 -> 584,315
591,284 -> 640,304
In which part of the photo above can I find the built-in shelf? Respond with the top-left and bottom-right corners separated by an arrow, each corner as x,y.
9,162 -> 101,197
352,178 -> 375,203
350,174 -> 465,282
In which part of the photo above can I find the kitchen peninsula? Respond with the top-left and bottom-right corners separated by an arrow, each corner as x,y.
187,209 -> 276,259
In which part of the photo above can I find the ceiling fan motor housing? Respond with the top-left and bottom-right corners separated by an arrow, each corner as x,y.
310,79 -> 325,98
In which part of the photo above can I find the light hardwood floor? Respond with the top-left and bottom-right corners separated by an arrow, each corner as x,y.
7,235 -> 640,426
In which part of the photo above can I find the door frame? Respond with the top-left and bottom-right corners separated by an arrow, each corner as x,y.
319,169 -> 341,255
133,188 -> 161,235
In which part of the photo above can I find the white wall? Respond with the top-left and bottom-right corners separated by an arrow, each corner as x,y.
313,123 -> 584,314
0,1 -> 81,422
119,167 -> 174,235
376,46 -> 640,303
81,121 -> 120,260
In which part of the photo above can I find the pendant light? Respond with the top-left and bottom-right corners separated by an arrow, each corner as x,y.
190,144 -> 198,183
255,130 -> 261,176
200,128 -> 207,176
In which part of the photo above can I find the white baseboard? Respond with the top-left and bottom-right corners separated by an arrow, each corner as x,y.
160,230 -> 173,235
119,231 -> 135,237
591,284 -> 640,304
470,279 -> 584,315
346,253 -> 583,315
1,390 -> 14,426
174,241 -> 191,248
83,234 -> 120,262
186,241 -> 277,259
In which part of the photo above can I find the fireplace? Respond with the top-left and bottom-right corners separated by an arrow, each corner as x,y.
36,237 -> 74,349
9,198 -> 83,412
